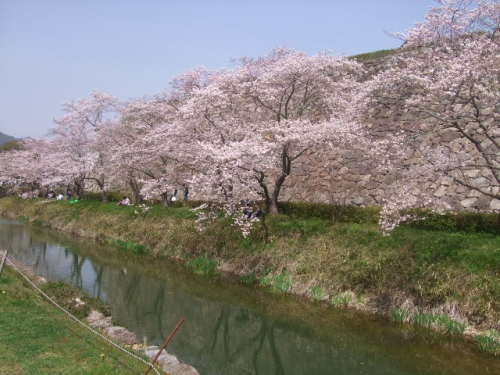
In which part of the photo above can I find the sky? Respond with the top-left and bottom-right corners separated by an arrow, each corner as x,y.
0,0 -> 437,139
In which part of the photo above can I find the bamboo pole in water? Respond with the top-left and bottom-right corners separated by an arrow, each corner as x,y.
143,317 -> 185,375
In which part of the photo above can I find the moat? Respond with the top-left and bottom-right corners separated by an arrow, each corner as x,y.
1,218 -> 499,375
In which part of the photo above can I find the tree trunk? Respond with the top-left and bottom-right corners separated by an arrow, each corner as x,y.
268,174 -> 286,215
268,144 -> 291,215
129,178 -> 142,205
74,178 -> 85,199
161,192 -> 169,208
100,188 -> 107,203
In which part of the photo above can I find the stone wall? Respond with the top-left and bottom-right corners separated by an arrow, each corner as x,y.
279,56 -> 500,212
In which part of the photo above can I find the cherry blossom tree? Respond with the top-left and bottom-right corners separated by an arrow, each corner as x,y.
51,91 -> 120,201
373,0 -> 500,230
0,138 -> 65,196
180,48 -> 370,214
114,95 -> 184,206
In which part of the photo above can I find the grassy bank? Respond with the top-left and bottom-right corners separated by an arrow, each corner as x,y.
1,196 -> 499,341
0,264 -> 162,375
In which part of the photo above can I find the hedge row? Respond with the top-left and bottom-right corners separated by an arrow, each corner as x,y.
407,209 -> 500,234
277,201 -> 381,224
277,202 -> 500,234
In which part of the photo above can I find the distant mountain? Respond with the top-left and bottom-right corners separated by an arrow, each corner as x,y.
0,132 -> 17,146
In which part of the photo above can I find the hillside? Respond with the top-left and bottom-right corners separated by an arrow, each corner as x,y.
0,132 -> 16,146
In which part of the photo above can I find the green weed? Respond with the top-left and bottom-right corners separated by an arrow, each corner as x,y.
259,273 -> 292,293
476,330 -> 500,355
310,285 -> 323,301
410,312 -> 465,334
437,315 -> 466,334
238,274 -> 256,284
188,255 -> 219,275
328,291 -> 353,307
108,239 -> 146,255
391,309 -> 411,323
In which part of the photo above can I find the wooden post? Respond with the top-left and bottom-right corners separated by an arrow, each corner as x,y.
0,251 -> 8,278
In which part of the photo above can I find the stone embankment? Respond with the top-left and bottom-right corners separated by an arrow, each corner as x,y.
278,54 -> 500,212
87,310 -> 199,375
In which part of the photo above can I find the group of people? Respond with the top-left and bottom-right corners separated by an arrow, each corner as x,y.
241,200 -> 264,219
169,184 -> 189,202
44,186 -> 75,201
119,184 -> 190,206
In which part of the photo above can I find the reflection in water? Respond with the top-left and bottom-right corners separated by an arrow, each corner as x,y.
1,219 -> 499,375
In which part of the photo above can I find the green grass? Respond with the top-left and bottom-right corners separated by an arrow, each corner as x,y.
350,48 -> 398,62
0,266 -> 160,375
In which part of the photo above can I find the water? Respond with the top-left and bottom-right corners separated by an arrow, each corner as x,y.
1,219 -> 499,374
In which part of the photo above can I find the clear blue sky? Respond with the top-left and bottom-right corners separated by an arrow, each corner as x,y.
0,0 -> 437,139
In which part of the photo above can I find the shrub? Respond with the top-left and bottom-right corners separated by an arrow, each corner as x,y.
406,209 -> 500,234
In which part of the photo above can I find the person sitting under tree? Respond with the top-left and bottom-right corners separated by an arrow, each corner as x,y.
118,196 -> 130,206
